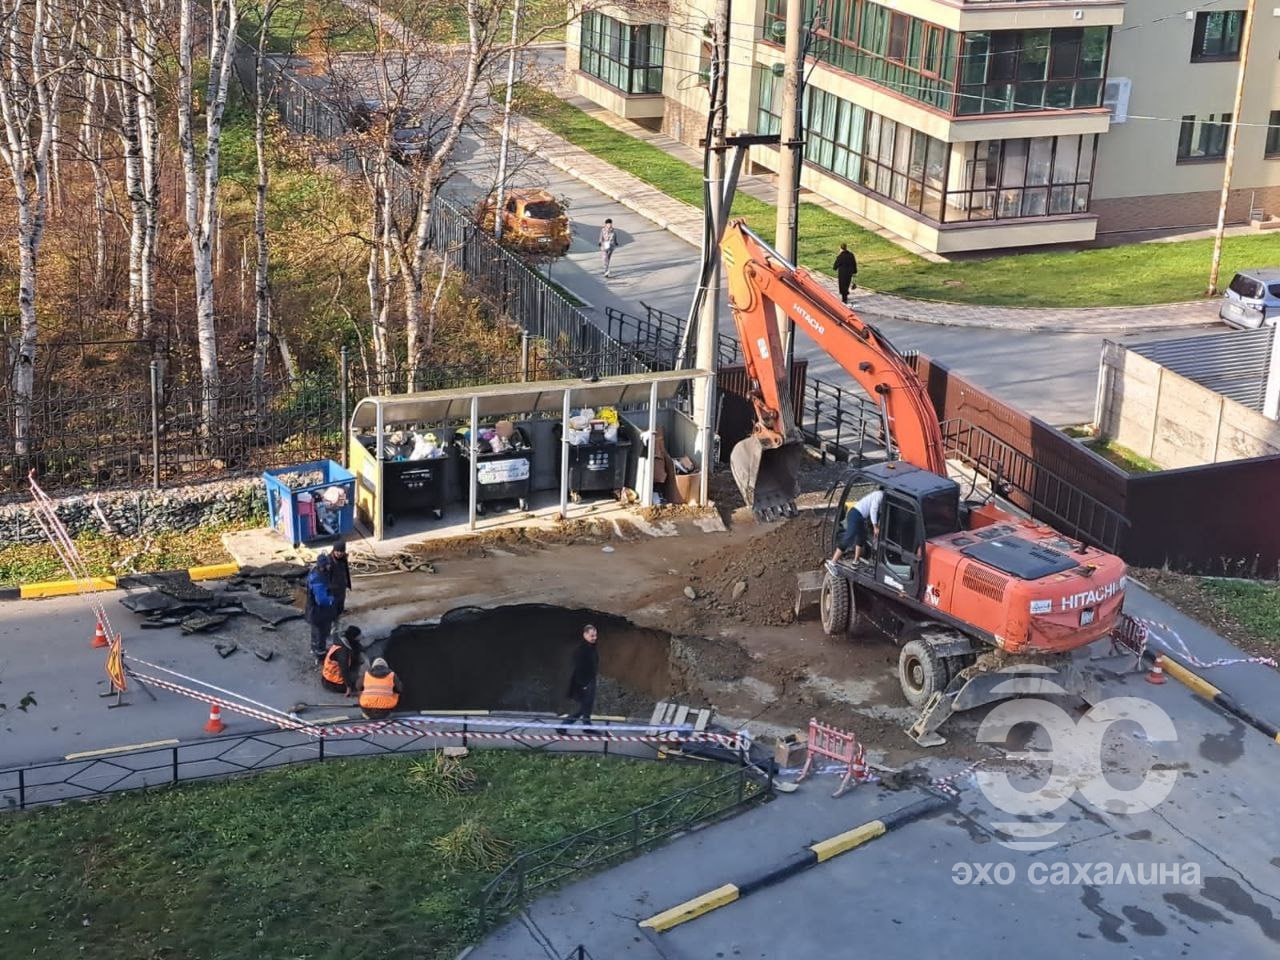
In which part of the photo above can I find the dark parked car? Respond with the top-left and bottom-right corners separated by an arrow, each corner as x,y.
347,99 -> 432,163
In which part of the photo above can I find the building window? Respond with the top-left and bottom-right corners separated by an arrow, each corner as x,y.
763,0 -> 960,113
1267,111 -> 1280,157
579,11 -> 664,95
756,68 -> 783,136
956,27 -> 1109,115
1177,113 -> 1232,161
944,135 -> 1097,221
1191,11 -> 1244,62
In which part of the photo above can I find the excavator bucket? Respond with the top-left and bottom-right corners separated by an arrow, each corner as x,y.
730,437 -> 803,520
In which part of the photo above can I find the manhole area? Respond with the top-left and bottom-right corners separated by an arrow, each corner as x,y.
383,604 -> 679,717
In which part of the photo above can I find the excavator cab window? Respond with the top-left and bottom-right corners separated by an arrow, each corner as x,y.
877,496 -> 923,596
921,489 -> 961,538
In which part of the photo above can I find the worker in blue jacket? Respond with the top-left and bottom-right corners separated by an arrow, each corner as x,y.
304,553 -> 337,661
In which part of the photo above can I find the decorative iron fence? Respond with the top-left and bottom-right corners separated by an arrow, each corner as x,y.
478,764 -> 771,927
0,715 -> 730,812
940,418 -> 1130,553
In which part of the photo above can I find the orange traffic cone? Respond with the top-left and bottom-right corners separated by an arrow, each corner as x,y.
1146,654 -> 1167,685
91,621 -> 109,649
204,702 -> 226,734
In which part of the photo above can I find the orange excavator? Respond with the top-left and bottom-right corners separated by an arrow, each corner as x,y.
722,221 -> 1125,745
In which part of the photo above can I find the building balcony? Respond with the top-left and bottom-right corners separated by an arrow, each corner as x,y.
882,0 -> 1124,31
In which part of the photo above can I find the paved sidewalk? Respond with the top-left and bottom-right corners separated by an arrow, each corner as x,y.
508,90 -> 1221,336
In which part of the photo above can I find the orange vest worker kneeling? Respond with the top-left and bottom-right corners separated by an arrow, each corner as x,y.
360,657 -> 402,719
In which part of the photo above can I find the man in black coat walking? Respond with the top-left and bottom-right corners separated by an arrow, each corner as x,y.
833,243 -> 858,303
563,623 -> 599,725
326,541 -> 352,639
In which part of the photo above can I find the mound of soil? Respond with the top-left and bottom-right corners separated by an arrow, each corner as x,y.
686,516 -> 828,626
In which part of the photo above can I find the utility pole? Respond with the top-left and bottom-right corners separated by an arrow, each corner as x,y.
775,0 -> 805,374
493,0 -> 523,241
1208,0 -> 1256,295
694,0 -> 731,433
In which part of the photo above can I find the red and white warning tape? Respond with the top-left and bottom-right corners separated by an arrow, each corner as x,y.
929,758 -> 990,798
1130,616 -> 1277,671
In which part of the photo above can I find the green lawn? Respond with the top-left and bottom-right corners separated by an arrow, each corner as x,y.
0,753 -> 720,960
240,0 -> 379,54
1201,579 -> 1280,645
386,0 -> 568,42
518,87 -> 1280,308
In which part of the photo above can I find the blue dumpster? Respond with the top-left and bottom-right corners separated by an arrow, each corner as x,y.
263,460 -> 356,546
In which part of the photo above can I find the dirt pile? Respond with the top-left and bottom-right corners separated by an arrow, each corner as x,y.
400,517 -> 640,561
685,516 -> 828,626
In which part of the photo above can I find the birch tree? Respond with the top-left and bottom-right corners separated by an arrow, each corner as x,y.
250,0 -> 282,403
0,0 -> 74,455
177,0 -> 239,423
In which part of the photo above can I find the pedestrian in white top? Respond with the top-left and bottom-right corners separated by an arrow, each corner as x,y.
598,219 -> 618,277
831,487 -> 883,565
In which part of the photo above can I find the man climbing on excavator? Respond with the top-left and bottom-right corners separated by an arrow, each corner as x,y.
830,485 -> 882,566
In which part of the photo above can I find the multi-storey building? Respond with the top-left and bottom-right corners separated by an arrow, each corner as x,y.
564,0 -> 1280,254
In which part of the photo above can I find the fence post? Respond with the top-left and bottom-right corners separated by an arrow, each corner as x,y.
171,746 -> 179,784
630,810 -> 641,849
339,347 -> 349,468
520,331 -> 530,383
18,767 -> 24,810
149,360 -> 161,490
319,736 -> 326,763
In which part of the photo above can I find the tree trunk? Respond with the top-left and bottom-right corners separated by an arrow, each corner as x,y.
492,0 -> 522,241
251,9 -> 275,410
118,21 -> 147,335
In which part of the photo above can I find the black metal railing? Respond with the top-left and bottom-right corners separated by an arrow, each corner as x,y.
940,419 -> 1130,553
478,764 -> 770,927
0,716 -> 728,812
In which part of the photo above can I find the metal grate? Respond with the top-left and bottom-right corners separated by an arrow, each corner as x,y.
1130,327 -> 1274,412
961,565 -> 1009,602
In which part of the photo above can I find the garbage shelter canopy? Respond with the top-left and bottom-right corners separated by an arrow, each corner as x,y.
350,370 -> 704,430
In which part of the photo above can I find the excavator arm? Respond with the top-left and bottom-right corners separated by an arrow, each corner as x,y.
721,221 -> 946,516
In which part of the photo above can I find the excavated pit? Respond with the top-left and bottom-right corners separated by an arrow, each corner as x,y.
382,604 -> 686,717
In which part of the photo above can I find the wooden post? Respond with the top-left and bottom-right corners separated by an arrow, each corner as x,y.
560,389 -> 572,519
469,395 -> 479,532
1208,0 -> 1257,295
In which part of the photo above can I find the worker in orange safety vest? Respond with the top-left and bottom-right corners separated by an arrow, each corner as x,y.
359,657 -> 402,719
321,625 -> 363,697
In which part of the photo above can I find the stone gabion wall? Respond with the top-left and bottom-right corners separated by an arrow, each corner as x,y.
0,478 -> 266,546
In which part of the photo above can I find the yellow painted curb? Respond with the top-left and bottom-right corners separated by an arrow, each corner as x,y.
188,562 -> 240,582
20,576 -> 117,599
640,884 -> 740,932
810,820 -> 886,863
1160,656 -> 1221,701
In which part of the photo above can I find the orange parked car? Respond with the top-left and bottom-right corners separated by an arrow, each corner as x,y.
480,188 -> 571,256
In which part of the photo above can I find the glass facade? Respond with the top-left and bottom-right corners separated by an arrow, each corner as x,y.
956,27 -> 1108,114
761,1 -> 1109,117
756,71 -> 1096,224
1191,11 -> 1244,62
945,135 -> 1097,221
579,11 -> 665,95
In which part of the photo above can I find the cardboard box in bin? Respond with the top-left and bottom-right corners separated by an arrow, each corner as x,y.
666,456 -> 700,505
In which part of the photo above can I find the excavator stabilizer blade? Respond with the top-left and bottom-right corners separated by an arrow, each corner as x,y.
730,438 -> 803,520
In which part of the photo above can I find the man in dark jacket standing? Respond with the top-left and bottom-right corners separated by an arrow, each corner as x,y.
833,243 -> 858,303
304,553 -> 337,661
326,541 -> 352,635
564,624 -> 599,724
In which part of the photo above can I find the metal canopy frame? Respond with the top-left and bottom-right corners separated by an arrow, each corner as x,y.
349,370 -> 716,539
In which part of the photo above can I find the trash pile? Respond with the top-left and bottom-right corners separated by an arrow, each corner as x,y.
565,406 -> 619,445
383,429 -> 449,461
296,485 -> 349,538
463,419 -> 530,453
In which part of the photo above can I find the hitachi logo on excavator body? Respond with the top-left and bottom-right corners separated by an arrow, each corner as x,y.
794,303 -> 825,336
1059,577 -> 1125,612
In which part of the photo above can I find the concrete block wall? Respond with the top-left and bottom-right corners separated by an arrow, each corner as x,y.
1097,343 -> 1280,467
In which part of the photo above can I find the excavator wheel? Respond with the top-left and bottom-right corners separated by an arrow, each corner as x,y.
899,638 -> 948,708
820,571 -> 851,636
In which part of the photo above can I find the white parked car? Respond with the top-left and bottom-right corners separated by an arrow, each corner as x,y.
1219,268 -> 1280,329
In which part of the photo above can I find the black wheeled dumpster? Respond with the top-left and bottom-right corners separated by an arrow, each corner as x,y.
555,421 -> 632,502
359,436 -> 452,525
456,425 -> 533,514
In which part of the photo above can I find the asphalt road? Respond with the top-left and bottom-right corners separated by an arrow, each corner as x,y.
442,122 -> 1216,427
471,583 -> 1280,960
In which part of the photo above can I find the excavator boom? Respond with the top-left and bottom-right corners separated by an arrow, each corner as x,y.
721,222 -> 946,514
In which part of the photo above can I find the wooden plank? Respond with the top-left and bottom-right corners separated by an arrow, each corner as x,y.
649,701 -> 669,726
694,708 -> 710,732
673,705 -> 690,727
